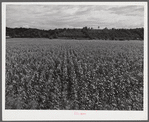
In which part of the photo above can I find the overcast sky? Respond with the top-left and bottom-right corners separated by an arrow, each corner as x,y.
6,5 -> 144,30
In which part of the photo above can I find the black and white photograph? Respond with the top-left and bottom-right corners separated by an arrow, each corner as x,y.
2,2 -> 148,121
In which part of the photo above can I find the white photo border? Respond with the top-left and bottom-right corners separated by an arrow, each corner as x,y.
2,2 -> 148,121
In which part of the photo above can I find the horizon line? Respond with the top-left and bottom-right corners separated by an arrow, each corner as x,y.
6,26 -> 144,31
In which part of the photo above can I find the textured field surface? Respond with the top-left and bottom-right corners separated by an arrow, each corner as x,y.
6,38 -> 143,110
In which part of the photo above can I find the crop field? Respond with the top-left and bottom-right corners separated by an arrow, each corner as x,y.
6,38 -> 143,110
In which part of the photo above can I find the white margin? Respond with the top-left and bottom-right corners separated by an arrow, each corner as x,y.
2,2 -> 148,121
2,2 -> 6,121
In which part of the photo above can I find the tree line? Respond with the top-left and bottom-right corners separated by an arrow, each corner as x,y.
6,27 -> 144,40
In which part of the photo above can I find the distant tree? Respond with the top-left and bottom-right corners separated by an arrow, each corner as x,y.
6,27 -> 144,40
104,27 -> 108,30
82,26 -> 88,30
53,32 -> 58,38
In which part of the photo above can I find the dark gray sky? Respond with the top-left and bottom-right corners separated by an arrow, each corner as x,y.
6,5 -> 144,29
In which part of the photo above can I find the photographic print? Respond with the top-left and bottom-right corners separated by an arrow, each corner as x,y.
2,2 -> 148,121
